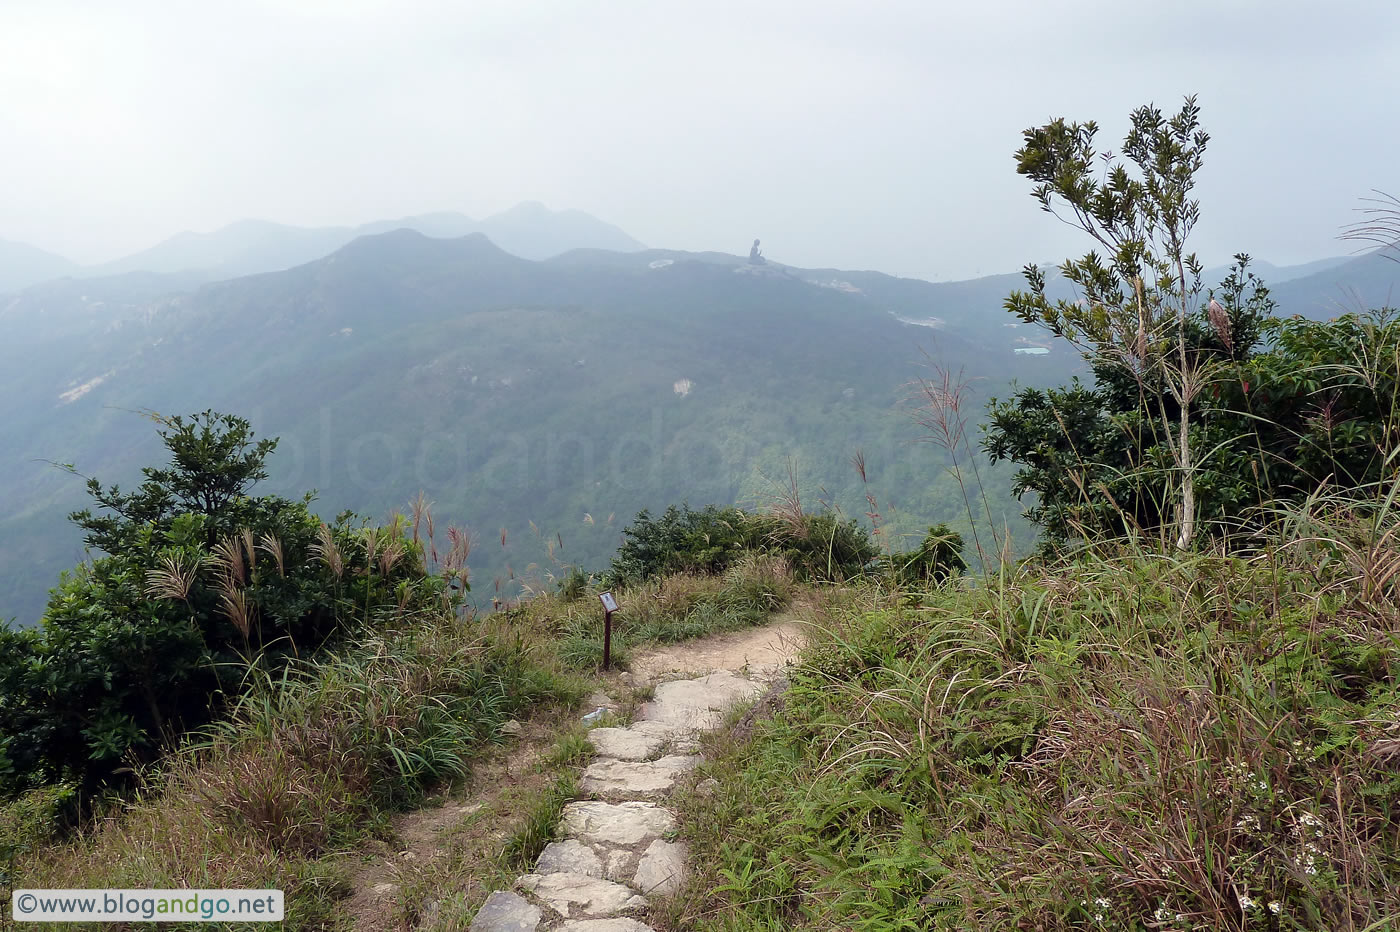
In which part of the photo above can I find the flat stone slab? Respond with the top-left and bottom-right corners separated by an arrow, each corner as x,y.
633,839 -> 688,896
560,920 -> 658,932
560,801 -> 676,847
517,871 -> 646,918
641,671 -> 762,732
587,721 -> 675,760
579,755 -> 700,795
471,890 -> 541,931
535,838 -> 603,877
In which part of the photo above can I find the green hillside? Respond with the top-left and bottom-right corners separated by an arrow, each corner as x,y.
0,233 -> 1080,624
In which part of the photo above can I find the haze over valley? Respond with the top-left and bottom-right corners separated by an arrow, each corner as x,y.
3,204 -> 1397,624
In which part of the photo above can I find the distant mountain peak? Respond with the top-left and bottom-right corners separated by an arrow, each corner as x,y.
0,238 -> 80,294
476,202 -> 645,257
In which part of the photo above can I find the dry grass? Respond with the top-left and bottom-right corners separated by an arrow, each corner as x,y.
10,611 -> 587,930
671,517 -> 1400,930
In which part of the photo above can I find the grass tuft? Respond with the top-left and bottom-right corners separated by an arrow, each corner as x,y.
671,512 -> 1400,930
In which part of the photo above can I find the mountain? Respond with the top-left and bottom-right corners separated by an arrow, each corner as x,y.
4,233 -> 1392,626
475,201 -> 645,259
1271,251 -> 1400,318
0,234 -> 1079,626
0,238 -> 80,293
0,269 -> 206,344
77,204 -> 645,283
1248,255 -> 1352,284
90,219 -> 354,280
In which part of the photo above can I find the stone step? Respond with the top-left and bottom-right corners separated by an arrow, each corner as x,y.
559,801 -> 676,848
516,871 -> 646,919
469,890 -> 541,931
579,755 -> 699,796
639,671 -> 763,732
586,721 -> 675,761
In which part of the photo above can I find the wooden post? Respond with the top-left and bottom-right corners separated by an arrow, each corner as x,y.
603,608 -> 614,671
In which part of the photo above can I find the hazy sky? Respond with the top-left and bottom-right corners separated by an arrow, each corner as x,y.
2,0 -> 1398,280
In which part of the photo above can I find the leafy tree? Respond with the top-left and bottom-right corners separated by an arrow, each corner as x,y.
988,258 -> 1400,544
70,411 -> 279,553
988,257 -> 1272,544
609,505 -> 752,582
1,412 -> 435,794
1007,96 -> 1212,547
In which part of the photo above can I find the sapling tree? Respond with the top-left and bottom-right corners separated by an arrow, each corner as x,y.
1007,96 -> 1212,548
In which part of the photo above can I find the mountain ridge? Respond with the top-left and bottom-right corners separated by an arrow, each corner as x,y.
0,203 -> 647,294
0,230 -> 1071,626
3,231 -> 1398,626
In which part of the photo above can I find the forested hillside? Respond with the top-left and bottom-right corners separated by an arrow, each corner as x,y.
0,233 -> 1082,623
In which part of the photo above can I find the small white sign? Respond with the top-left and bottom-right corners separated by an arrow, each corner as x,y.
599,591 -> 618,613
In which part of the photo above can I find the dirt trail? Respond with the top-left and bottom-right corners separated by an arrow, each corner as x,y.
629,614 -> 807,683
346,613 -> 808,932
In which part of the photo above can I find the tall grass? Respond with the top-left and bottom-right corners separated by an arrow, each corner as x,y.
675,496 -> 1400,931
9,610 -> 586,930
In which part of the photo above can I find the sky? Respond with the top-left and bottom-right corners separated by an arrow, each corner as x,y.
2,0 -> 1398,281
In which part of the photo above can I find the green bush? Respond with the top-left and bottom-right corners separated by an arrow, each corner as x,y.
610,504 -> 877,584
0,412 -> 452,796
0,783 -> 75,890
609,504 -> 751,581
883,523 -> 967,585
746,512 -> 879,581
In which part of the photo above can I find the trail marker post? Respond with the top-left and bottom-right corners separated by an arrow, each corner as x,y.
599,591 -> 619,670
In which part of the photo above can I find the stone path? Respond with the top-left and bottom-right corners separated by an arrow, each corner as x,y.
469,621 -> 803,931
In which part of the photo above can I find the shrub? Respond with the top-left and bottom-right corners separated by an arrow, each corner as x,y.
555,566 -> 590,602
884,523 -> 967,585
610,504 -> 877,585
746,512 -> 878,581
0,412 -> 462,795
609,504 -> 750,581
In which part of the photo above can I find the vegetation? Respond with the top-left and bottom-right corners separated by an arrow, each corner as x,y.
991,266 -> 1400,549
673,494 -> 1400,929
8,96 -> 1400,932
6,609 -> 586,929
881,523 -> 967,586
0,412 -> 466,797
609,503 -> 879,585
